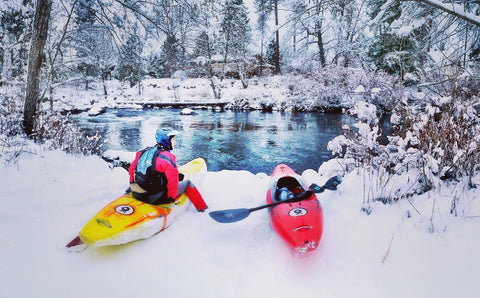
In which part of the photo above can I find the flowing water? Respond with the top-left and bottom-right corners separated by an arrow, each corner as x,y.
72,108 -> 356,173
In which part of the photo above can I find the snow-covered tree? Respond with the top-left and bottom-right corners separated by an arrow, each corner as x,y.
330,0 -> 369,68
73,0 -> 100,90
220,0 -> 251,63
367,0 -> 427,79
253,0 -> 282,74
115,23 -> 144,89
24,0 -> 51,137
0,0 -> 33,83
265,38 -> 277,67
287,0 -> 328,68
220,0 -> 251,87
193,0 -> 223,98
149,0 -> 198,76
159,35 -> 183,78
254,0 -> 272,76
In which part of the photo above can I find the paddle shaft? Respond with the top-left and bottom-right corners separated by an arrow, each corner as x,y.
209,175 -> 342,223
248,190 -> 313,212
249,196 -> 304,212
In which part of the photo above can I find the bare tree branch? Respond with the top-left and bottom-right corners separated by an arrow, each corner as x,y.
400,0 -> 480,27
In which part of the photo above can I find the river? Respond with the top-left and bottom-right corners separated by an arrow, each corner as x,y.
72,108 -> 356,173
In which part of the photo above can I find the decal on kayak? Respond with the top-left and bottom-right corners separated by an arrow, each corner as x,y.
115,205 -> 134,215
297,241 -> 318,253
289,207 -> 307,217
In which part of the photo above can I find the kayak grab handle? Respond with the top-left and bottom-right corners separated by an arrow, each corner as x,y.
95,218 -> 112,228
293,225 -> 313,231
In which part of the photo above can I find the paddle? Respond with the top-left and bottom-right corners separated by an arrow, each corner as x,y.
209,175 -> 342,223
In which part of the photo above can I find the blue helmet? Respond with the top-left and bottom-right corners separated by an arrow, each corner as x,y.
155,128 -> 179,150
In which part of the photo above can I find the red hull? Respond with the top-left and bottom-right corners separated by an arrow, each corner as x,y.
266,164 -> 323,253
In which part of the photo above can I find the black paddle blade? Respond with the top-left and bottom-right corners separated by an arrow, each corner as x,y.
209,208 -> 251,223
309,183 -> 324,193
324,175 -> 342,190
310,175 -> 342,193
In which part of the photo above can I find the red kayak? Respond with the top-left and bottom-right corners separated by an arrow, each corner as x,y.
266,164 -> 324,253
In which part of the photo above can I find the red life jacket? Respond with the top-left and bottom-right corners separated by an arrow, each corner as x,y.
131,146 -> 178,205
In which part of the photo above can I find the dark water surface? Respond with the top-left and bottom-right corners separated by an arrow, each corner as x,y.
72,108 -> 355,173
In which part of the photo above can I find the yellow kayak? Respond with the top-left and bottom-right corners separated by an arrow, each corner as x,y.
67,158 -> 207,250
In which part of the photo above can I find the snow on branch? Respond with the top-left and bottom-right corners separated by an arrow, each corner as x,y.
401,0 -> 480,27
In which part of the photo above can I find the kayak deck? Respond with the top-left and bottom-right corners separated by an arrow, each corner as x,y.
267,164 -> 324,253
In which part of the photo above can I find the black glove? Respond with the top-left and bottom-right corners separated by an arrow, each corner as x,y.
293,190 -> 313,201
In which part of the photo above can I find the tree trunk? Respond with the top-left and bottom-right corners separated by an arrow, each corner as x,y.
259,42 -> 264,76
317,28 -> 326,67
23,0 -> 52,137
102,75 -> 108,97
274,0 -> 281,74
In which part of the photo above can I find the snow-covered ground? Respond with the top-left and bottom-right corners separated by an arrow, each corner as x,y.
1,142 -> 479,298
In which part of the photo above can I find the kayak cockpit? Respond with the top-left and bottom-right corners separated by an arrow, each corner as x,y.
273,176 -> 306,201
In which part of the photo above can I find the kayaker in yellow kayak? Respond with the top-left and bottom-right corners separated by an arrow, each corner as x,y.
128,128 -> 208,211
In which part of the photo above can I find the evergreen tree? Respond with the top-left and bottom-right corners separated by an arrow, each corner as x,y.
220,0 -> 251,63
116,24 -> 144,88
368,32 -> 417,78
265,38 -> 277,66
159,34 -> 183,78
367,0 -> 434,79
193,0 -> 222,62
150,0 -> 198,74
193,31 -> 212,59
146,53 -> 164,78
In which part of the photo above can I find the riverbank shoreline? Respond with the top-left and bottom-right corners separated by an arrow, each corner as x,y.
39,68 -> 403,116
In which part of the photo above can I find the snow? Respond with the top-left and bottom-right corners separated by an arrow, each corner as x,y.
180,108 -> 195,115
1,141 -> 479,298
354,85 -> 366,93
87,104 -> 106,116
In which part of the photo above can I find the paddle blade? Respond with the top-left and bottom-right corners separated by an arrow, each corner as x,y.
324,175 -> 342,190
310,175 -> 342,193
209,208 -> 251,223
309,183 -> 324,193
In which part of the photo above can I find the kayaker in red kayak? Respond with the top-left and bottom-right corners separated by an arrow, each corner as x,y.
128,128 -> 208,211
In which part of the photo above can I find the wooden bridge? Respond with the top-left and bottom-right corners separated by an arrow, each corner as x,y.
133,101 -> 228,111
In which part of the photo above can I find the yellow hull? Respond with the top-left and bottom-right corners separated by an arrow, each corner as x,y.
79,158 -> 207,246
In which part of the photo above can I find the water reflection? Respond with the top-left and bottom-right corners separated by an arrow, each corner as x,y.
72,109 -> 355,173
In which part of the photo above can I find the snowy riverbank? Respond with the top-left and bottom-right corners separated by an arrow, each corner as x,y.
45,68 -> 402,114
1,141 -> 479,298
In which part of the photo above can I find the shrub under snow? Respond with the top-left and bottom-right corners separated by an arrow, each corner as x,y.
328,94 -> 480,213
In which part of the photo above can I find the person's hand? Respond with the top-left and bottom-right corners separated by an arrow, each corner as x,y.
293,190 -> 313,201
